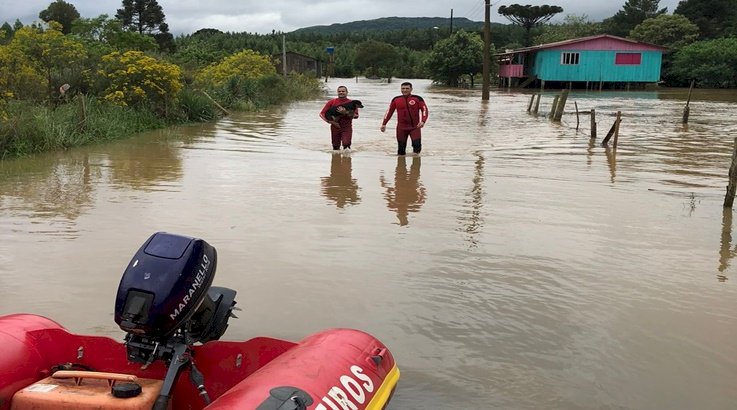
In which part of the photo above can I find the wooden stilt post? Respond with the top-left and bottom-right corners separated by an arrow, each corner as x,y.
575,101 -> 580,131
724,137 -> 737,207
527,94 -> 535,112
590,108 -> 596,139
683,79 -> 695,124
533,93 -> 541,114
553,89 -> 569,121
613,111 -> 622,148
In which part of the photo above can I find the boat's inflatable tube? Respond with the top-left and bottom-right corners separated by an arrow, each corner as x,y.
0,314 -> 66,406
0,314 -> 399,410
207,328 -> 399,410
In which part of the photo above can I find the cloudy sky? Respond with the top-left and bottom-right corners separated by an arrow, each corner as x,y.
1,0 -> 682,35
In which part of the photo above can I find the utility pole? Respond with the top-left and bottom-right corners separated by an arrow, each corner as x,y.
450,9 -> 454,34
282,34 -> 287,76
482,0 -> 491,100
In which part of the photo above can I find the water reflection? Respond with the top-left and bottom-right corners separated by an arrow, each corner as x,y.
718,207 -> 734,282
320,153 -> 361,208
107,138 -> 182,190
0,153 -> 95,223
457,151 -> 486,247
605,145 -> 617,183
380,156 -> 426,226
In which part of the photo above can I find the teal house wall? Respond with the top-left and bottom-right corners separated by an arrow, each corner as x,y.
496,35 -> 668,87
532,50 -> 663,82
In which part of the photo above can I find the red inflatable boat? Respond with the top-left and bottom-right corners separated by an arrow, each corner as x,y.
0,233 -> 399,410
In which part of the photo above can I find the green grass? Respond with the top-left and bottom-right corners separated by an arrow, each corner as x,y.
0,74 -> 322,160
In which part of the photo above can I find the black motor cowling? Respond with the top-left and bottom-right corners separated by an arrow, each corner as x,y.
115,232 -> 236,348
114,232 -> 237,408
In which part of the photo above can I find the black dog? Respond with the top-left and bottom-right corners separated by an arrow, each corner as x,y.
325,100 -> 364,122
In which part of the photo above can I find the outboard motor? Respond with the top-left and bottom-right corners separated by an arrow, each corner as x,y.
114,232 -> 238,409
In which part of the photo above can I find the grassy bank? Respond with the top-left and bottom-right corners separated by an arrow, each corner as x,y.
0,74 -> 322,160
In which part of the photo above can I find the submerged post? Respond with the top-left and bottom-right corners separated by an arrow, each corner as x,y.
590,108 -> 596,139
549,95 -> 559,119
533,93 -> 541,114
575,101 -> 580,131
553,89 -> 569,121
601,114 -> 622,147
683,80 -> 695,124
527,94 -> 535,112
613,111 -> 622,148
724,137 -> 737,207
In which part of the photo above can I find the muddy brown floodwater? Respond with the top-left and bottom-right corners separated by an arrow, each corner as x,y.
1,79 -> 736,409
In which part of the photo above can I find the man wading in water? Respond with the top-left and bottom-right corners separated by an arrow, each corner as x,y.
380,82 -> 429,156
320,85 -> 359,153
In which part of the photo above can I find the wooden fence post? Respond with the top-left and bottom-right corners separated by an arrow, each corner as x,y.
601,114 -> 622,147
549,95 -> 559,119
533,93 -> 541,114
724,137 -> 737,207
683,79 -> 695,124
613,111 -> 622,148
553,89 -> 569,121
590,108 -> 597,139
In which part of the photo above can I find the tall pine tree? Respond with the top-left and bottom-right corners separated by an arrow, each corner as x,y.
115,0 -> 174,51
602,0 -> 667,37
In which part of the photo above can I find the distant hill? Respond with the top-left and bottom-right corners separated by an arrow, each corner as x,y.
291,17 -> 484,35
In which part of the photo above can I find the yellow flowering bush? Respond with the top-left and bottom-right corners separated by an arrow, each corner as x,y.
99,50 -> 183,114
194,49 -> 275,88
2,23 -> 83,101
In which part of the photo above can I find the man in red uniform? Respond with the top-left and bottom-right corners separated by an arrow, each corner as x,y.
319,85 -> 359,152
380,82 -> 429,156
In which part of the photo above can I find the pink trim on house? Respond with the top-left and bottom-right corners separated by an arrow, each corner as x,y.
494,34 -> 668,57
547,38 -> 663,52
499,64 -> 524,77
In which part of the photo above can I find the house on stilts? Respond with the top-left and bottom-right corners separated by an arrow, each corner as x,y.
496,34 -> 668,90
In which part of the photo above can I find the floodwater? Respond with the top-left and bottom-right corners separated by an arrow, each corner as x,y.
1,79 -> 736,409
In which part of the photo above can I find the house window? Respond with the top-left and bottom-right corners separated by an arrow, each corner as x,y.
561,52 -> 579,65
615,53 -> 642,65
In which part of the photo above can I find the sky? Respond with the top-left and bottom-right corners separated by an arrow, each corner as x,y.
1,0 -> 682,36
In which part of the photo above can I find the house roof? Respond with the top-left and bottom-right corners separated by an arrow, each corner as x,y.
495,34 -> 668,56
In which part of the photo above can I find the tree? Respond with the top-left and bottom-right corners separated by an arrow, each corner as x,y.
602,0 -> 666,38
1,22 -> 13,43
354,40 -> 399,81
425,30 -> 484,87
670,37 -> 737,87
629,14 -> 699,51
498,4 -> 564,46
99,50 -> 183,113
534,14 -> 603,44
11,22 -> 86,99
115,0 -> 173,52
675,0 -> 737,40
194,49 -> 275,89
39,0 -> 80,34
72,15 -> 158,53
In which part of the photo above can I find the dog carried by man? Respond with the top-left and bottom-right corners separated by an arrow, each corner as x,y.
324,100 -> 364,122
